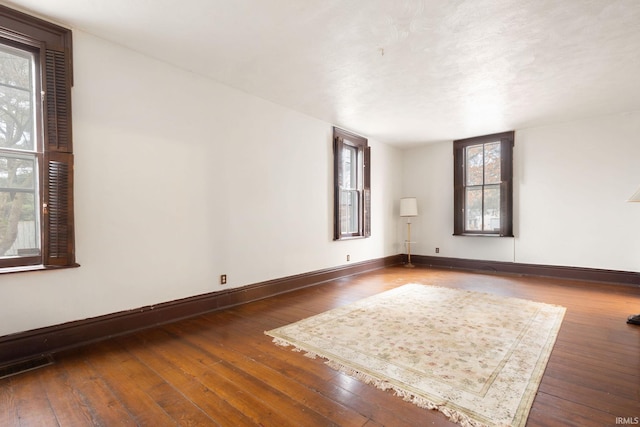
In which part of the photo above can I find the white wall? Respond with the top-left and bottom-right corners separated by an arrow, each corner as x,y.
401,112 -> 640,272
4,29 -> 638,339
0,31 -> 403,337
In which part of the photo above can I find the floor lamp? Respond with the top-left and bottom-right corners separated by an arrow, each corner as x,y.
627,186 -> 640,325
400,197 -> 418,268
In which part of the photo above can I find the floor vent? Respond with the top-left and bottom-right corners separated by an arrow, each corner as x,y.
0,355 -> 55,380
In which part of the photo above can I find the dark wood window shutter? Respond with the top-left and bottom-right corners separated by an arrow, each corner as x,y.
499,136 -> 514,237
333,136 -> 344,240
43,152 -> 75,266
42,45 -> 75,267
453,143 -> 464,236
363,146 -> 371,237
44,49 -> 72,153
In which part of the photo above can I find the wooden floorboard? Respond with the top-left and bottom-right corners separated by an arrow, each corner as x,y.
1,266 -> 639,426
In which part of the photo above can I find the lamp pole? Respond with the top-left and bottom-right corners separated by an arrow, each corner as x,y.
406,217 -> 414,268
400,197 -> 418,268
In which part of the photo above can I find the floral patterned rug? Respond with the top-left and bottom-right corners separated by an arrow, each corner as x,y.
265,284 -> 566,427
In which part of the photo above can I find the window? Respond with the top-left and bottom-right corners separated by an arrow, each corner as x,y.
333,127 -> 370,240
0,5 -> 75,270
453,131 -> 514,237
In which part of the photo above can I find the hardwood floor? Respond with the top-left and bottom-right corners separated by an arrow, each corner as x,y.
1,266 -> 639,426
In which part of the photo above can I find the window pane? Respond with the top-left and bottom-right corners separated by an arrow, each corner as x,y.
0,191 -> 39,257
465,145 -> 483,186
0,153 -> 39,258
483,185 -> 500,231
0,155 -> 35,189
340,145 -> 359,234
340,189 -> 359,234
484,142 -> 501,184
341,145 -> 357,189
0,47 -> 35,151
465,187 -> 482,231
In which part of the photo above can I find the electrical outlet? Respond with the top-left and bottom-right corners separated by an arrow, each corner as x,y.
220,274 -> 227,285
347,254 -> 350,261
435,247 -> 440,254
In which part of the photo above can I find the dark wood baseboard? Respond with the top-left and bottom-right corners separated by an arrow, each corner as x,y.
3,253 -> 636,367
0,255 -> 401,367
407,255 -> 640,286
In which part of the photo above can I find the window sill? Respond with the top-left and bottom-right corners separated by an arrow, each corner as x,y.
453,233 -> 514,237
0,263 -> 80,275
334,235 -> 368,241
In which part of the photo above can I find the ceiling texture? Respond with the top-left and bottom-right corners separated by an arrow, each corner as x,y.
5,0 -> 640,146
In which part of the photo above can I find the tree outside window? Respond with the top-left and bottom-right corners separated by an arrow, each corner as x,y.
0,45 -> 40,259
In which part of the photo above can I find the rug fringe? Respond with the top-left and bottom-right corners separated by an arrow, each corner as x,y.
268,336 -> 319,359
270,337 -> 292,348
326,360 -> 495,427
268,331 -> 491,426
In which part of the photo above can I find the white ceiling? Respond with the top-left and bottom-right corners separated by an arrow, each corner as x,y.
5,0 -> 640,146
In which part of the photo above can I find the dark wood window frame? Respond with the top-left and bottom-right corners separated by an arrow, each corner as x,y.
333,127 -> 371,240
0,5 -> 76,271
453,131 -> 514,237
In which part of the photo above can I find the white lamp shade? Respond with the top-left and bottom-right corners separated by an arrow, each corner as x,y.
628,186 -> 640,202
400,197 -> 418,217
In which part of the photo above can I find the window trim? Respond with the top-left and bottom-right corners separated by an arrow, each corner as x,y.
0,5 -> 77,271
453,131 -> 514,237
333,127 -> 370,240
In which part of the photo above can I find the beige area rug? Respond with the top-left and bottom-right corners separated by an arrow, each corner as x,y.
265,284 -> 566,427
